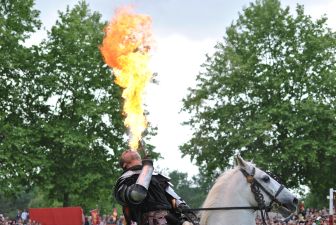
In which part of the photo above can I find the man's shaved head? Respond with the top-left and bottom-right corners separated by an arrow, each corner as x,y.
119,150 -> 142,170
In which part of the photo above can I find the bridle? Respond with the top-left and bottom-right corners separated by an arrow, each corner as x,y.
240,167 -> 285,225
182,166 -> 286,225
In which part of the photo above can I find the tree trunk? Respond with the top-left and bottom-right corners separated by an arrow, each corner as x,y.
63,192 -> 69,207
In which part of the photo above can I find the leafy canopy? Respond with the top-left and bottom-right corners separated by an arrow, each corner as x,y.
0,0 -> 127,210
181,0 -> 336,200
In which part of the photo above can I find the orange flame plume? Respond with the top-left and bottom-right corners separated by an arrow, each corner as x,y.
100,7 -> 153,151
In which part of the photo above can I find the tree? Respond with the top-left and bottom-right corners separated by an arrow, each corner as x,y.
302,191 -> 328,209
168,170 -> 207,208
181,0 -> 336,200
1,0 -> 128,209
34,1 -> 126,208
0,190 -> 34,218
0,0 -> 44,195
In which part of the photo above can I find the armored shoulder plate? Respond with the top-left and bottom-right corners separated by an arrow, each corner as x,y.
120,170 -> 142,180
154,173 -> 174,187
114,170 -> 141,205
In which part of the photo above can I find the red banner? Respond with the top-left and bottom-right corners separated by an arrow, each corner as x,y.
29,207 -> 83,225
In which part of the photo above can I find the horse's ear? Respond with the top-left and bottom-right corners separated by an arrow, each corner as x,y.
235,155 -> 248,169
234,156 -> 239,166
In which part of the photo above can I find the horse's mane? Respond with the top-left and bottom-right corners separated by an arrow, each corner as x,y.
199,167 -> 240,225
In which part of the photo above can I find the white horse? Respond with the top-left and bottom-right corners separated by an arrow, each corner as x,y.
198,155 -> 298,225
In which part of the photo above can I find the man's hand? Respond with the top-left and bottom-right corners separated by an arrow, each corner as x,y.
177,204 -> 200,225
182,222 -> 193,225
142,158 -> 153,167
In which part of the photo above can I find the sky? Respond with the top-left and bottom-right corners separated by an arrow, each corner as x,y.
31,0 -> 336,178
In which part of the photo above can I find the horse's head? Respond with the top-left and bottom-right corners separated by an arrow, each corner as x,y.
235,155 -> 298,218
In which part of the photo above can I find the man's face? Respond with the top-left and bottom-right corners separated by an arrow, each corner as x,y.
120,150 -> 141,170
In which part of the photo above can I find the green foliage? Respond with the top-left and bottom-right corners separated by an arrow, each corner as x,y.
0,0 -> 129,209
32,1 -> 127,207
0,191 -> 33,218
181,0 -> 336,194
168,170 -> 207,208
0,0 -> 43,195
302,190 -> 330,209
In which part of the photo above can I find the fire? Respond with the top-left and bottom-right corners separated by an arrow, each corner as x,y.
100,7 -> 153,150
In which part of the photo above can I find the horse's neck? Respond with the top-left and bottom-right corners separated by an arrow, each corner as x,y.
200,169 -> 257,225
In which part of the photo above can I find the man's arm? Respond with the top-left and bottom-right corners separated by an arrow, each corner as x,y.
165,183 -> 200,225
115,159 -> 154,205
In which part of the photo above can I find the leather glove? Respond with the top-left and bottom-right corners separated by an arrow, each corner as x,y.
142,158 -> 153,167
177,204 -> 200,225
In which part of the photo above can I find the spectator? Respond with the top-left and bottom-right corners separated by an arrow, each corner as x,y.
84,216 -> 90,225
21,209 -> 29,223
15,209 -> 21,222
117,215 -> 125,225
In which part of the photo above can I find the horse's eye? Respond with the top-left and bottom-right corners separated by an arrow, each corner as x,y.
262,175 -> 270,183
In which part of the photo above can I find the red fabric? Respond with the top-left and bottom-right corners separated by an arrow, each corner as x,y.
329,215 -> 335,225
90,209 -> 100,225
29,207 -> 83,225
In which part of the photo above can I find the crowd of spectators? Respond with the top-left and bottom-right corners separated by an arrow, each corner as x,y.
83,214 -> 125,225
1,205 -> 335,225
0,210 -> 41,225
256,204 -> 335,225
0,210 -> 125,225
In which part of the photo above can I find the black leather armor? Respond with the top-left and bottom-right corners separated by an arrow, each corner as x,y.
114,164 -> 199,225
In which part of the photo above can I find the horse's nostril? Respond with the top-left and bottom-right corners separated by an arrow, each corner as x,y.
293,197 -> 298,205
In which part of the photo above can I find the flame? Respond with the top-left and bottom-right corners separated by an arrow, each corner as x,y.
100,7 -> 153,150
